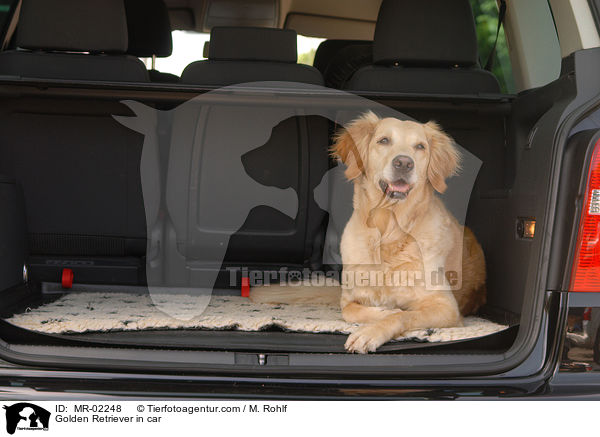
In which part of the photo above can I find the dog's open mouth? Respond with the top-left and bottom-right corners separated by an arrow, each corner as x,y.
379,179 -> 413,199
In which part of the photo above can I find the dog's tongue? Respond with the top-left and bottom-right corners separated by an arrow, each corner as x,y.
387,180 -> 411,193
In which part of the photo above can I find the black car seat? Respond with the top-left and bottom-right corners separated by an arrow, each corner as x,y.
313,39 -> 372,76
124,0 -> 179,83
345,0 -> 500,94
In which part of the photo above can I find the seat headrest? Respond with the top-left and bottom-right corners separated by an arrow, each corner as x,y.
313,39 -> 371,74
373,0 -> 479,67
17,0 -> 129,53
208,27 -> 298,63
125,0 -> 173,58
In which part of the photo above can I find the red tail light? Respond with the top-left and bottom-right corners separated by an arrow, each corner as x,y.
583,307 -> 592,320
570,139 -> 600,291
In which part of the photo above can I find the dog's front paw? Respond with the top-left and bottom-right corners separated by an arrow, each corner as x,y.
345,325 -> 389,354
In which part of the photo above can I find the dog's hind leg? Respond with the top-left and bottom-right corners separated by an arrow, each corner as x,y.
249,284 -> 341,305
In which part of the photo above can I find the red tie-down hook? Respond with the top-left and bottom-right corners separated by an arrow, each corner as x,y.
61,268 -> 74,289
241,276 -> 250,298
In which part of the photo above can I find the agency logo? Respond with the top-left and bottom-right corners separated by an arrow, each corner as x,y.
3,403 -> 50,434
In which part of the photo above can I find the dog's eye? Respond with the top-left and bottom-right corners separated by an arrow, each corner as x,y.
415,143 -> 425,150
377,137 -> 390,145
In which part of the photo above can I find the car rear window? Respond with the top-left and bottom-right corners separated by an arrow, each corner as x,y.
0,0 -> 16,43
470,0 -> 515,93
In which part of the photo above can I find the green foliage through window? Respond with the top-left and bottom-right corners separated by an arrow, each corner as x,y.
0,0 -> 16,44
470,0 -> 515,93
298,48 -> 317,66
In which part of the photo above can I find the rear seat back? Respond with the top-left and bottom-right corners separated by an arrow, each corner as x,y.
323,42 -> 373,89
313,39 -> 371,75
0,0 -> 148,82
167,27 -> 329,287
346,0 -> 500,94
313,39 -> 373,89
0,0 -> 159,285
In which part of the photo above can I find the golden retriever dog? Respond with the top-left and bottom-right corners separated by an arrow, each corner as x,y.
251,112 -> 486,353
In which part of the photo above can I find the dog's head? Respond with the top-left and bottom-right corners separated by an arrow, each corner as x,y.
332,111 -> 460,200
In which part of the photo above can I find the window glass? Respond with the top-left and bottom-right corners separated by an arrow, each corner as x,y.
142,31 -> 210,77
470,0 -> 516,93
0,0 -> 16,43
297,35 -> 325,65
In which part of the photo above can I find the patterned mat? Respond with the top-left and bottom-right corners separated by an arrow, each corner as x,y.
6,292 -> 508,343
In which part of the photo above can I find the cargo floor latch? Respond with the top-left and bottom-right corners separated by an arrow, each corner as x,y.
234,353 -> 289,366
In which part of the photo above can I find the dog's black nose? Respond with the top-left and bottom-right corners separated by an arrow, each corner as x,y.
392,155 -> 414,171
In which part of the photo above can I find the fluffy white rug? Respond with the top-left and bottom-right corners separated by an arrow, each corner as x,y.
7,292 -> 508,342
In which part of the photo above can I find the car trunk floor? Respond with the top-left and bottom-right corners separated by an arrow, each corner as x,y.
4,287 -> 510,349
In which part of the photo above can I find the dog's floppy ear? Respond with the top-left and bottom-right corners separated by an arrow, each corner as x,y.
425,121 -> 461,193
331,111 -> 379,180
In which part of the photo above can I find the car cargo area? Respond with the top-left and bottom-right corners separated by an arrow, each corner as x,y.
0,84 -> 526,355
0,0 -> 572,370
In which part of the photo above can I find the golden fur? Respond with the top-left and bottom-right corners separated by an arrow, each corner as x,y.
251,112 -> 486,353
